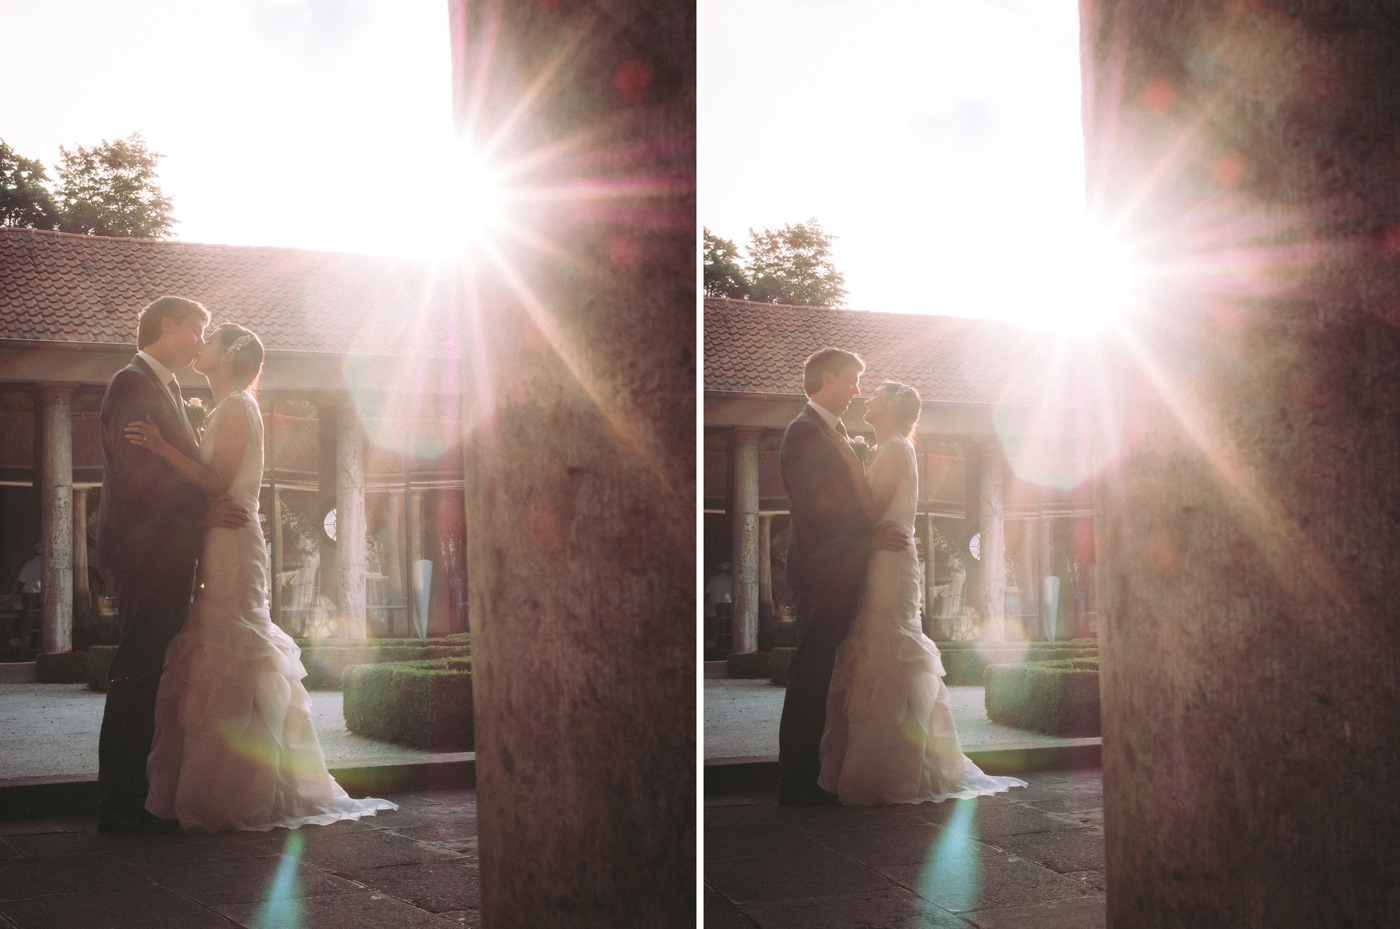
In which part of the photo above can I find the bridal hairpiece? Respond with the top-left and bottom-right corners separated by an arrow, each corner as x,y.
226,334 -> 254,355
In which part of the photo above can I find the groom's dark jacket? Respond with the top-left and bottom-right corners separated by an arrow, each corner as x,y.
779,404 -> 872,602
94,355 -> 206,577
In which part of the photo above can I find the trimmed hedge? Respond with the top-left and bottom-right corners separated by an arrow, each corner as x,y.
36,651 -> 88,683
985,658 -> 1101,736
85,636 -> 471,692
726,651 -> 771,680
298,641 -> 470,690
938,639 -> 1099,685
342,657 -> 473,750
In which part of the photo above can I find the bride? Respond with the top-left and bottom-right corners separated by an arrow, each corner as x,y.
126,323 -> 397,831
817,381 -> 1027,805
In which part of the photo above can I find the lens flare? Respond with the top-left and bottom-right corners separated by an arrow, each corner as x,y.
248,829 -> 305,929
919,798 -> 981,910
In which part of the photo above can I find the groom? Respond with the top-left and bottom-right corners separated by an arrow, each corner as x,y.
93,296 -> 244,834
777,348 -> 907,805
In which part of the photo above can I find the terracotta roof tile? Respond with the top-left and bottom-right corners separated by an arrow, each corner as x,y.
704,297 -> 1095,408
0,228 -> 459,357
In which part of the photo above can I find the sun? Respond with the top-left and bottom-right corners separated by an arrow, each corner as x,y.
1053,218 -> 1144,331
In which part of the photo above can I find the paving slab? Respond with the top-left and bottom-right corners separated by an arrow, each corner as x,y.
704,769 -> 1107,929
0,787 -> 480,929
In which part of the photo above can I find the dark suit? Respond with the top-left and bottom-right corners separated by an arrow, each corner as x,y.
94,356 -> 205,813
777,404 -> 872,795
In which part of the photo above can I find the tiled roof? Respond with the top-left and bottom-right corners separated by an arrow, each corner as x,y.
703,297 -> 1086,407
0,228 -> 459,357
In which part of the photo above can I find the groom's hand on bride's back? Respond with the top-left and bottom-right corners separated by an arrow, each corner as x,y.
205,495 -> 251,529
871,521 -> 911,552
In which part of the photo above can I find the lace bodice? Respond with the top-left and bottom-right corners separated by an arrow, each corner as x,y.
869,436 -> 918,534
199,390 -> 264,514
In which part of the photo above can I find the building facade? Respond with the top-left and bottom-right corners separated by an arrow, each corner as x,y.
703,297 -> 1108,657
0,227 -> 469,656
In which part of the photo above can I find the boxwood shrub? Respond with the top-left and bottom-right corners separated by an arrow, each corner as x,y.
36,651 -> 88,683
342,657 -> 473,750
937,639 -> 1098,685
985,658 -> 1100,736
85,636 -> 471,692
761,640 -> 1097,688
298,641 -> 470,690
726,651 -> 771,680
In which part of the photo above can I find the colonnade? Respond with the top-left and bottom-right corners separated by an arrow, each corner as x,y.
712,425 -> 1011,652
21,388 -> 372,653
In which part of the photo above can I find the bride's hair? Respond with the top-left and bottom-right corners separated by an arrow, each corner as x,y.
878,381 -> 921,440
213,323 -> 264,392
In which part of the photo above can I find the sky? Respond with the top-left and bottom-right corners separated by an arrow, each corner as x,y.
702,0 -> 1097,323
3,1 -> 1096,321
1,0 -> 457,259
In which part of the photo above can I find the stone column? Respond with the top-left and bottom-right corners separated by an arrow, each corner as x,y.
450,2 -> 693,925
335,398 -> 367,639
730,428 -> 761,654
39,384 -> 74,654
72,486 -> 90,644
1085,1 -> 1400,925
758,514 -> 773,649
977,440 -> 1005,641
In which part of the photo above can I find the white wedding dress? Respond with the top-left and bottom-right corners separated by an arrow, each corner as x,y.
818,436 -> 1028,805
145,390 -> 396,831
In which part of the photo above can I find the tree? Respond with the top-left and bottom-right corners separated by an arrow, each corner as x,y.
703,227 -> 749,298
745,218 -> 847,308
0,139 -> 59,230
54,133 -> 176,238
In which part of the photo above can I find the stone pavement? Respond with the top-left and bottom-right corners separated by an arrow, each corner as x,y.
0,680 -> 481,928
0,786 -> 481,928
705,771 -> 1106,929
704,677 -> 1106,928
0,683 -> 472,821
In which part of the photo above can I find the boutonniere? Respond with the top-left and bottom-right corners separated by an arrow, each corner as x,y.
849,435 -> 874,468
185,397 -> 208,435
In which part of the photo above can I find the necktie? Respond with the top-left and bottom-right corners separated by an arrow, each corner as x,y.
170,379 -> 193,436
835,419 -> 849,439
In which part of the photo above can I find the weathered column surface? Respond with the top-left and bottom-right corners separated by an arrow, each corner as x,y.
730,428 -> 761,654
758,514 -> 774,646
335,398 -> 366,639
72,486 -> 90,643
1085,1 -> 1400,925
977,441 -> 1005,641
451,2 -> 694,926
39,384 -> 74,653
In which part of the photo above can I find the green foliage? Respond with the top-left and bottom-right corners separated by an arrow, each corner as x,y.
935,639 -> 1098,686
54,133 -> 175,238
86,638 -> 471,691
985,660 -> 1101,736
746,218 -> 847,308
36,651 -> 88,683
703,219 -> 849,307
703,227 -> 749,298
342,658 -> 473,750
298,641 -> 470,690
726,651 -> 771,679
0,139 -> 58,229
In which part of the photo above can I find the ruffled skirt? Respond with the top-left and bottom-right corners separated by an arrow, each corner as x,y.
145,526 -> 396,832
818,547 -> 1027,805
